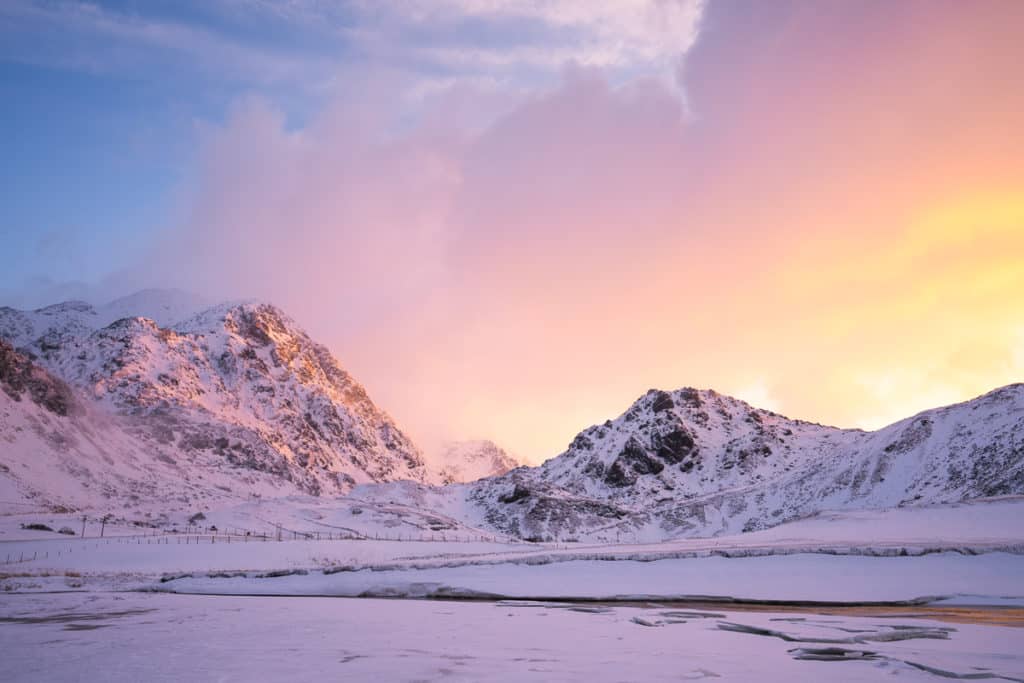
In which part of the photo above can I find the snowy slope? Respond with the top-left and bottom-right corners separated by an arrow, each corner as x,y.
4,291 -> 1022,541
433,439 -> 519,484
0,294 -> 430,509
0,289 -> 210,352
0,339 -> 411,516
54,302 -> 427,491
466,386 -> 1024,541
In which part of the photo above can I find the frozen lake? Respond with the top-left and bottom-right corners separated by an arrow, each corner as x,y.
2,592 -> 1023,682
3,500 -> 1023,680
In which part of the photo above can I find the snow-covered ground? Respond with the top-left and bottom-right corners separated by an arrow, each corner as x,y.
1,592 -> 1022,682
2,498 -> 1022,603
6,491 -> 1022,547
155,551 -> 1024,606
3,497 -> 1023,680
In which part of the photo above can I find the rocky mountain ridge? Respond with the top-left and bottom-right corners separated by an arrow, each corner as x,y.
0,293 -> 428,510
466,385 -> 1024,541
3,292 -> 1021,542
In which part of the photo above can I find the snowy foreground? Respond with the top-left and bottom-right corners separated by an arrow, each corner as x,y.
2,499 -> 1023,681
2,592 -> 1023,682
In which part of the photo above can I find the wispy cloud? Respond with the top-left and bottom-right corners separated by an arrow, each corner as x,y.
9,0 -> 1019,464
349,1 -> 704,71
141,0 -> 1024,461
0,0 -> 337,87
1,0 -> 705,95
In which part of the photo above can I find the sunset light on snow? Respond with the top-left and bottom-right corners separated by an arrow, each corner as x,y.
2,1 -> 1022,462
2,5 -> 1023,678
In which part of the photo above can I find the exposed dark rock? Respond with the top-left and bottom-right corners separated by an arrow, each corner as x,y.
569,433 -> 593,451
499,484 -> 531,504
678,387 -> 702,407
884,417 -> 933,454
789,648 -> 882,662
604,461 -> 636,487
257,569 -> 309,579
604,438 -> 664,487
0,339 -> 75,416
652,428 -> 697,464
651,390 -> 675,413
227,308 -> 274,346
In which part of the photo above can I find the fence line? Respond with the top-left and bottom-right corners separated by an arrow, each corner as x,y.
1,526 -> 535,565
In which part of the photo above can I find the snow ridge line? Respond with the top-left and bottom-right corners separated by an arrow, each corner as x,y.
152,542 -> 1024,585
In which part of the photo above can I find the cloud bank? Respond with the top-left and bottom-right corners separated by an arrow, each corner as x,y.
6,1 -> 1023,462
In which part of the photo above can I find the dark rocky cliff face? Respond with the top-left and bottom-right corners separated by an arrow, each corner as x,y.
0,340 -> 75,417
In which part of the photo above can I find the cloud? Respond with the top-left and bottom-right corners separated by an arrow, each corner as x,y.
8,0 -> 1023,462
1,1 -> 704,97
145,62 -> 700,454
348,1 -> 705,76
0,0 -> 334,86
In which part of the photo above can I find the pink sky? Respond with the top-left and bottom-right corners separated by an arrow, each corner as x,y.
152,0 -> 1024,462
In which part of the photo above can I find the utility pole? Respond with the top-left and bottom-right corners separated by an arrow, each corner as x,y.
100,514 -> 111,538
80,515 -> 87,539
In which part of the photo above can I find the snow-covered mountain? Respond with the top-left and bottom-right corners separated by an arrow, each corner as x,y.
1,338 -> 290,515
434,440 -> 519,484
4,291 -> 1022,541
466,386 -> 1024,541
0,289 -> 210,351
0,293 -> 428,511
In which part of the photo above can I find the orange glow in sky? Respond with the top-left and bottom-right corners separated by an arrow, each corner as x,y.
123,1 -> 1024,463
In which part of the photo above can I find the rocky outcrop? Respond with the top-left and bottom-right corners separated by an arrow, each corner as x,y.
0,339 -> 75,416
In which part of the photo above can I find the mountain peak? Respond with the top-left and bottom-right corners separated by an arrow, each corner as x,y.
0,294 -> 429,504
100,288 -> 211,328
172,299 -> 274,332
35,300 -> 96,316
468,382 -> 1024,542
434,439 -> 519,484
